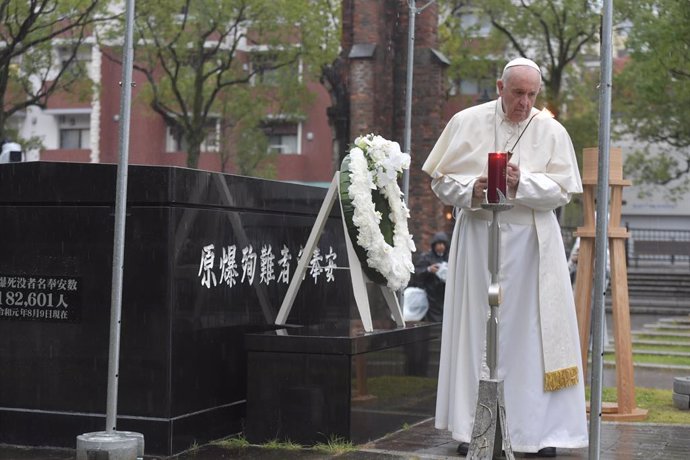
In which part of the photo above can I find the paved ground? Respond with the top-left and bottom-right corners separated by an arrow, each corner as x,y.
364,418 -> 690,459
2,312 -> 688,459
3,419 -> 690,459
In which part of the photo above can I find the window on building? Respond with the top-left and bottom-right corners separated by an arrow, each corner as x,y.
166,118 -> 219,152
56,45 -> 91,77
459,78 -> 495,97
249,51 -> 300,86
262,121 -> 300,155
455,7 -> 492,38
58,114 -> 90,149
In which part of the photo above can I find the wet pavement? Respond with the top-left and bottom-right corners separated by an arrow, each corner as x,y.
3,418 -> 690,459
2,311 -> 689,459
365,418 -> 690,459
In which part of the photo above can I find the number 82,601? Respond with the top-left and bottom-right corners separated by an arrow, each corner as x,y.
0,291 -> 67,308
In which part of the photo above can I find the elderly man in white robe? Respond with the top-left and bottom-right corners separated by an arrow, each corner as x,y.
422,58 -> 588,457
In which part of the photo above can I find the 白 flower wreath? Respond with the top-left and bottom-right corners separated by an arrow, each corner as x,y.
339,134 -> 416,291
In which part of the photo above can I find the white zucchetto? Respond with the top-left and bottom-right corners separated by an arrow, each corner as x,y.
503,57 -> 541,74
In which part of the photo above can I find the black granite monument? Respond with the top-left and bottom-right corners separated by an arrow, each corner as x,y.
0,162 -> 439,456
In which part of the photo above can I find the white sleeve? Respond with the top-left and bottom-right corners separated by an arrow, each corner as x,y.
430,175 -> 484,210
514,170 -> 572,211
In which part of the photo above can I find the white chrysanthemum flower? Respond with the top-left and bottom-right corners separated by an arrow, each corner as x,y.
349,147 -> 364,158
400,152 -> 411,170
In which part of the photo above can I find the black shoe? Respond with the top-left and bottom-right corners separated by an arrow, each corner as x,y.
537,446 -> 557,457
457,442 -> 469,456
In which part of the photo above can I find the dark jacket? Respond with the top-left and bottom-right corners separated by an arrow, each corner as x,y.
413,232 -> 449,322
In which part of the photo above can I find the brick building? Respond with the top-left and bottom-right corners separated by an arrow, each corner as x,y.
15,1 -> 453,251
19,27 -> 336,185
340,0 -> 453,250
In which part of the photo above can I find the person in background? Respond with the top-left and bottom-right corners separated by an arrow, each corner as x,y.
422,57 -> 588,457
413,231 -> 449,322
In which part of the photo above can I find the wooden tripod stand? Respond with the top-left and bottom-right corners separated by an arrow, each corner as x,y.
573,147 -> 647,421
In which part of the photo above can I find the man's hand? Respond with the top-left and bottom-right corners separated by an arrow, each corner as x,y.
507,164 -> 520,191
473,176 -> 488,199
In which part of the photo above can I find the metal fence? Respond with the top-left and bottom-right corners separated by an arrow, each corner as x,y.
561,226 -> 690,267
627,227 -> 690,266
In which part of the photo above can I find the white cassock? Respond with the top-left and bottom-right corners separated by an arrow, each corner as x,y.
422,99 -> 589,452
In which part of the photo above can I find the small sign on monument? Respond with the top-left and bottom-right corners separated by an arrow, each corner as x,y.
0,274 -> 81,322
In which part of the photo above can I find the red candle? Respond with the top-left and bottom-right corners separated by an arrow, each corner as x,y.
487,152 -> 507,203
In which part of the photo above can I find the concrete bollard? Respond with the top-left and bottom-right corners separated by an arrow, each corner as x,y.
76,431 -> 144,460
672,376 -> 690,410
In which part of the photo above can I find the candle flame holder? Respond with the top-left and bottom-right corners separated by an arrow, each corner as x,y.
487,152 -> 508,204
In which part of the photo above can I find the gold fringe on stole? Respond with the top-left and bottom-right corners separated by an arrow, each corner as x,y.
544,366 -> 579,392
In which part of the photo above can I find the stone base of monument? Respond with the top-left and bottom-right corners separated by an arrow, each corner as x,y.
244,321 -> 441,446
76,431 -> 144,460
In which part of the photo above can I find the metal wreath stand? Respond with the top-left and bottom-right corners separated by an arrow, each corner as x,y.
467,190 -> 515,460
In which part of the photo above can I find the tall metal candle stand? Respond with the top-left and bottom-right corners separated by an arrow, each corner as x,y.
467,198 -> 515,460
